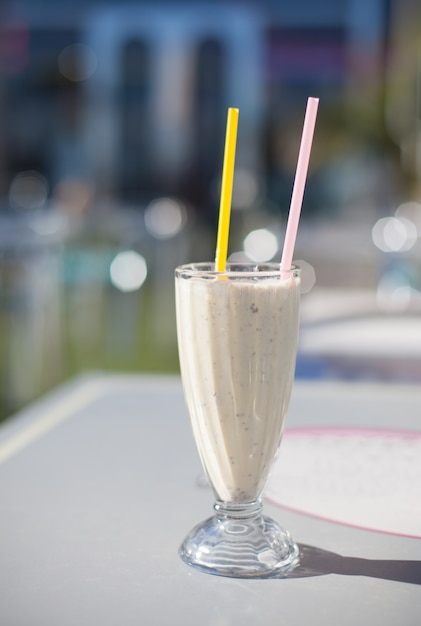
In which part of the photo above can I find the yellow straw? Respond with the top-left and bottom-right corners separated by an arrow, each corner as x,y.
215,107 -> 239,272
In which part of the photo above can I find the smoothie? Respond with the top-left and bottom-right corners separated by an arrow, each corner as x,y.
175,263 -> 300,504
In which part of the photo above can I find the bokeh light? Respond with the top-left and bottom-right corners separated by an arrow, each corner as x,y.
295,259 -> 316,293
376,278 -> 418,312
243,228 -> 278,262
231,168 -> 260,210
110,251 -> 147,292
371,216 -> 417,253
9,171 -> 49,210
28,212 -> 67,236
53,179 -> 93,215
58,43 -> 98,82
395,201 -> 421,229
227,251 -> 250,263
144,197 -> 186,239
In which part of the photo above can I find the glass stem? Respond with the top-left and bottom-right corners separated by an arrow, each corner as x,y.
214,499 -> 263,521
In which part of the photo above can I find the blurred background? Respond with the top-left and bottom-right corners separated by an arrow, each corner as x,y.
0,0 -> 420,421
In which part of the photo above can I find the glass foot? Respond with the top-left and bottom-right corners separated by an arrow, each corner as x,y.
179,502 -> 299,578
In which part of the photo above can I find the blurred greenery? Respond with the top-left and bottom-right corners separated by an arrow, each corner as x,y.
0,238 -> 181,423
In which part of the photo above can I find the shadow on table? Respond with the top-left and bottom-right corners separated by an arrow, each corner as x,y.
287,544 -> 421,586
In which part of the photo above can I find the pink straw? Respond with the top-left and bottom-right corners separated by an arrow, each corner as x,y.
280,97 -> 319,272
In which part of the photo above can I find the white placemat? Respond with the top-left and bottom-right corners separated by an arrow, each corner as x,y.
266,427 -> 421,538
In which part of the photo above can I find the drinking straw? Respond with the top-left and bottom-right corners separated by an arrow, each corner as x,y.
280,97 -> 319,272
215,107 -> 239,272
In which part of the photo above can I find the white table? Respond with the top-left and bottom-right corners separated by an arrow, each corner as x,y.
0,374 -> 420,625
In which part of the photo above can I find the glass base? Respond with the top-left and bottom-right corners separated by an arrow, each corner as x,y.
179,501 -> 299,578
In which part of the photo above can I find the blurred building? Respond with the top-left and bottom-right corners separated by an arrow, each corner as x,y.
0,0 -> 393,219
2,0 -> 421,419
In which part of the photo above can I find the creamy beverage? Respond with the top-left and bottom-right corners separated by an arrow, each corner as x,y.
176,98 -> 316,577
175,263 -> 300,504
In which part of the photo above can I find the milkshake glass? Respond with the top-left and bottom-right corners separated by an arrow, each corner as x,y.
175,262 -> 301,578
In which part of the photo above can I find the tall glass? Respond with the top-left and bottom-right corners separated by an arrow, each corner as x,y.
175,262 -> 301,578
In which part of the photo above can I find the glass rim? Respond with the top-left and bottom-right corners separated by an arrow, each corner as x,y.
175,262 -> 301,279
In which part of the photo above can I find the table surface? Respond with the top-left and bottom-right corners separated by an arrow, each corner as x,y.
0,374 -> 420,626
